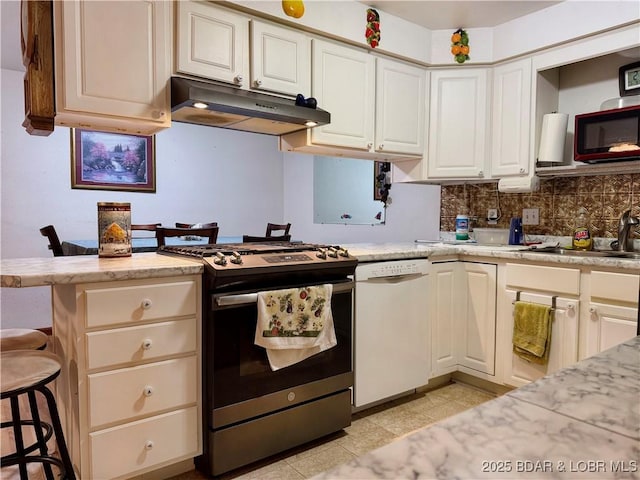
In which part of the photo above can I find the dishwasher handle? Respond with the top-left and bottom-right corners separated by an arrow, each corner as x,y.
359,272 -> 426,284
215,280 -> 354,308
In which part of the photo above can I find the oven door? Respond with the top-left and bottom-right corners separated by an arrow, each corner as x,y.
205,279 -> 354,429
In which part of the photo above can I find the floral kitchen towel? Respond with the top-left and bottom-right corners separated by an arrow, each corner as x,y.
255,284 -> 336,370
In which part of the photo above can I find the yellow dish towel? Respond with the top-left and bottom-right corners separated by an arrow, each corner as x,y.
512,300 -> 553,365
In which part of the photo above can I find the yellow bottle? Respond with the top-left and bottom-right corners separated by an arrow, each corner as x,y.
572,207 -> 593,251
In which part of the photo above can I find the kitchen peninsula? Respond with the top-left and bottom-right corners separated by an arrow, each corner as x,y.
314,335 -> 640,480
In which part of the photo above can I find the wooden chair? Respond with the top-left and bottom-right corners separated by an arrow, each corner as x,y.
131,223 -> 161,232
39,225 -> 64,257
175,222 -> 218,229
243,234 -> 291,243
265,223 -> 291,236
156,226 -> 219,247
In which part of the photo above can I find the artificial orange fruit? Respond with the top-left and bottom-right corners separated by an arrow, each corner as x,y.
282,0 -> 304,18
451,33 -> 462,43
460,45 -> 470,55
451,45 -> 461,55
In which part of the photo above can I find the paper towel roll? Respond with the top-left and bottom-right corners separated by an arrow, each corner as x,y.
538,113 -> 569,164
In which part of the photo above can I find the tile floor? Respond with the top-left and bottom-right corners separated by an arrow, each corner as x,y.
170,381 -> 496,480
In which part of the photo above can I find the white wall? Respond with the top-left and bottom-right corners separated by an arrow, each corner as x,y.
1,67 -> 441,328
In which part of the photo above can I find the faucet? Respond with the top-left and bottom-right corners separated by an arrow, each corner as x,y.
615,209 -> 639,252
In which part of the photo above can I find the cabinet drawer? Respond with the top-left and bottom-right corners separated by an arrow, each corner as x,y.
590,271 -> 640,303
505,263 -> 580,295
90,407 -> 199,480
85,280 -> 196,328
88,356 -> 197,428
86,318 -> 197,370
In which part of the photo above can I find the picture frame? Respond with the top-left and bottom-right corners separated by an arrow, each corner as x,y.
619,61 -> 640,97
71,128 -> 156,192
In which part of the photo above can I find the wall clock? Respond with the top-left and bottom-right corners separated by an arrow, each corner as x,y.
619,61 -> 640,97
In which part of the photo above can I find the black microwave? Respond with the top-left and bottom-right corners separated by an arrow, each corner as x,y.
574,105 -> 640,163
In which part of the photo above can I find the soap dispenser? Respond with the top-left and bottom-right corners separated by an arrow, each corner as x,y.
572,207 -> 593,251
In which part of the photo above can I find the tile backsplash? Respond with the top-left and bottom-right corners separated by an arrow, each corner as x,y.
440,174 -> 640,239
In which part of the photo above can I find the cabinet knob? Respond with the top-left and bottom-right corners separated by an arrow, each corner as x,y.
143,386 -> 154,397
378,144 -> 384,150
589,305 -> 598,315
234,74 -> 243,85
367,142 -> 373,149
566,303 -> 576,312
478,171 -> 484,177
519,167 -> 525,174
142,339 -> 153,350
254,79 -> 262,87
145,440 -> 154,450
151,110 -> 165,120
141,299 -> 152,309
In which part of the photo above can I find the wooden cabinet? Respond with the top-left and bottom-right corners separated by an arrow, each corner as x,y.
581,270 -> 639,359
427,68 -> 490,179
502,263 -> 580,387
250,20 -> 311,96
20,0 -> 55,136
280,40 -> 426,160
430,261 -> 497,379
176,1 -> 310,97
52,276 -> 202,479
491,58 -> 532,177
53,0 -> 171,135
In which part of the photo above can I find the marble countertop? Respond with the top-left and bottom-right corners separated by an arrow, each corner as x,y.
314,336 -> 640,479
1,242 -> 638,288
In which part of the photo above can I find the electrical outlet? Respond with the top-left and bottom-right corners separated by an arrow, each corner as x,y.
523,208 -> 539,225
487,208 -> 498,220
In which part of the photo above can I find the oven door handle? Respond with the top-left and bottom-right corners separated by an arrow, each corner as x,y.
215,281 -> 354,307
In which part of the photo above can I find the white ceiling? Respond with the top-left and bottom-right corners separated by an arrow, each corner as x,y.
363,0 -> 563,29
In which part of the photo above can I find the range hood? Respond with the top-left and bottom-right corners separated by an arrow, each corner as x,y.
171,77 -> 330,136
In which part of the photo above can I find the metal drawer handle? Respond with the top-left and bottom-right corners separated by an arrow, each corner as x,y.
145,440 -> 154,450
143,386 -> 154,397
141,299 -> 152,309
142,339 -> 153,350
216,281 -> 354,307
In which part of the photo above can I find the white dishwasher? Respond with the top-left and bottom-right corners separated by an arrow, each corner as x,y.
354,259 -> 430,408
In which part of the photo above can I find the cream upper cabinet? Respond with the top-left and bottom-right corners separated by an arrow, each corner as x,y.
309,39 -> 376,150
176,1 -> 249,87
281,40 -> 426,160
427,68 -> 490,179
375,57 -> 426,156
491,58 -> 532,177
54,0 -> 171,135
250,20 -> 311,96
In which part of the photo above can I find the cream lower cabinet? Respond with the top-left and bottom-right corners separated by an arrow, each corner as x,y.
581,270 -> 639,360
501,263 -> 580,388
430,261 -> 497,379
52,276 -> 202,480
53,0 -> 171,135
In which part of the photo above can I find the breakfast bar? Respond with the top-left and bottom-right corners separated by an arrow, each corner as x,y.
313,335 -> 640,479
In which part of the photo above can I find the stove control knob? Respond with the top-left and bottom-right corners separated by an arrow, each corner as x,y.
230,252 -> 243,264
338,248 -> 349,257
327,247 -> 339,258
213,252 -> 227,266
316,248 -> 327,259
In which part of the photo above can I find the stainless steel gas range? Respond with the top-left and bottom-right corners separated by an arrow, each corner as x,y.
158,242 -> 357,476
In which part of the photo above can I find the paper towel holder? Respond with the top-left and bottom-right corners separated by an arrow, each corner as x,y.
498,175 -> 540,193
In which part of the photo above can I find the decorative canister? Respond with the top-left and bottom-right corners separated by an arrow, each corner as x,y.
97,202 -> 131,257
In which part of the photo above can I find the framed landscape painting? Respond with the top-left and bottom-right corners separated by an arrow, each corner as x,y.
71,129 -> 156,192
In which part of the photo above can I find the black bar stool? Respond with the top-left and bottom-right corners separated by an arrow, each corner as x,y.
1,350 -> 76,479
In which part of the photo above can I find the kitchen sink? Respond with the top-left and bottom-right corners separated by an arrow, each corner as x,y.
527,247 -> 640,259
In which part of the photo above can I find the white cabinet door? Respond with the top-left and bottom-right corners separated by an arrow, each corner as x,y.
458,263 -> 497,376
584,303 -> 638,358
503,290 -> 579,388
491,58 -> 532,177
311,39 -> 375,150
428,69 -> 490,179
250,20 -> 310,96
375,58 -> 426,155
176,1 -> 248,87
54,0 -> 171,133
429,262 -> 459,376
